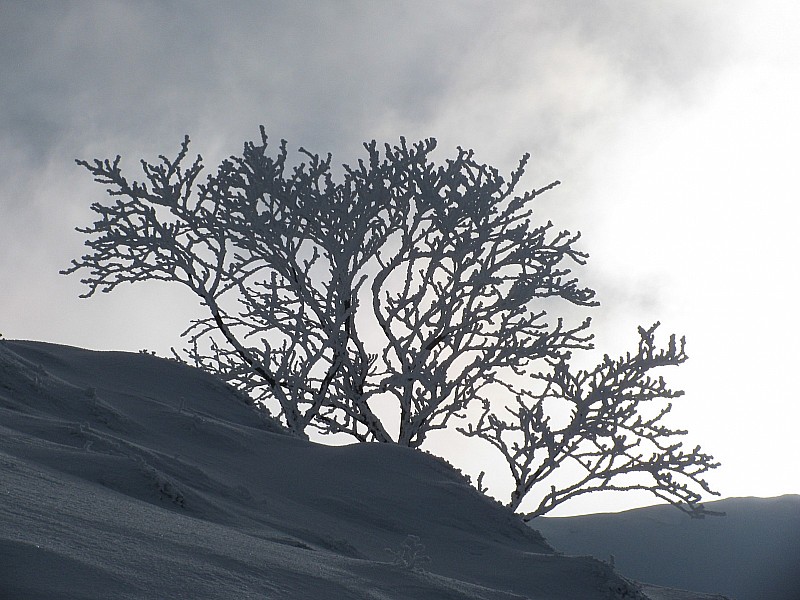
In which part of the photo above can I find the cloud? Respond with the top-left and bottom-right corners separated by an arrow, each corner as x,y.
1,1 -> 736,160
0,0 -> 741,352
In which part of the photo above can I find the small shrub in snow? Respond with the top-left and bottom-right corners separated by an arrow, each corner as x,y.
386,535 -> 431,572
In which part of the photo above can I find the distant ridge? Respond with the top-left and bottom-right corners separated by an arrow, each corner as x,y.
533,495 -> 800,600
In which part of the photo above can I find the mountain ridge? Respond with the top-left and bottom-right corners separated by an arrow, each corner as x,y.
533,494 -> 800,600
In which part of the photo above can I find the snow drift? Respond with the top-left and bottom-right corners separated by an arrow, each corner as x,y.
0,340 -> 723,599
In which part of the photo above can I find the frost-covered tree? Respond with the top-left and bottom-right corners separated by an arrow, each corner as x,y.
64,128 -> 719,515
459,323 -> 720,518
64,128 -> 595,445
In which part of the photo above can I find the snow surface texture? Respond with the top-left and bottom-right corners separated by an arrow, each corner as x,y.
0,340 -> 723,599
534,496 -> 800,600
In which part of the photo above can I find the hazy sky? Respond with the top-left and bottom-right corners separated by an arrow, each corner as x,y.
2,1 -> 798,515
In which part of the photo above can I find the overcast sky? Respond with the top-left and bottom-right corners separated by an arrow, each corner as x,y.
2,1 -> 798,515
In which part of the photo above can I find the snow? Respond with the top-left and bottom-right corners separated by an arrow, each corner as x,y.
638,585 -> 729,600
0,340 -> 727,599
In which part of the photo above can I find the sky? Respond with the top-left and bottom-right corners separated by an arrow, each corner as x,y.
1,0 -> 799,516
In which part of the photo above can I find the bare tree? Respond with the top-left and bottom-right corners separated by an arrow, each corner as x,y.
459,323 -> 720,518
64,128 -> 719,516
64,128 -> 594,447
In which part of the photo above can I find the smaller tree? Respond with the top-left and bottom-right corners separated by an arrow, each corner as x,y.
459,323 -> 721,519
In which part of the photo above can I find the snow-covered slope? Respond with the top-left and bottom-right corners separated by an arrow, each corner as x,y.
533,495 -> 800,600
0,340 -> 721,599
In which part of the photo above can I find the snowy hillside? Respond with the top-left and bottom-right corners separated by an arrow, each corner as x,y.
533,495 -> 800,600
0,340 -> 725,599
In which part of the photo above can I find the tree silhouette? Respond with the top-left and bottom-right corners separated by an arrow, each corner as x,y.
64,128 -> 720,516
459,323 -> 720,518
